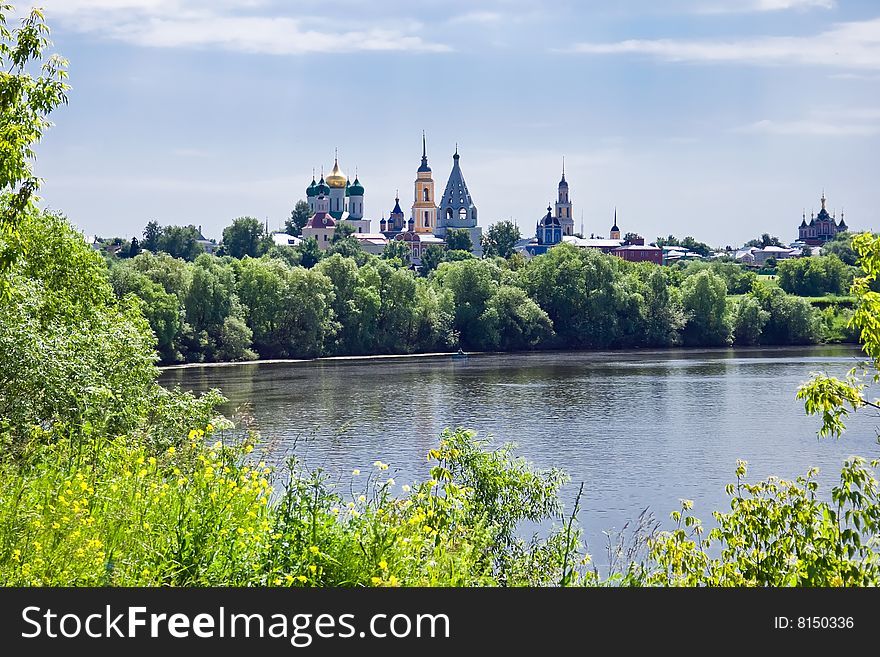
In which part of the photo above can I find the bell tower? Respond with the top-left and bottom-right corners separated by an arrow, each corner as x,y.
412,132 -> 437,234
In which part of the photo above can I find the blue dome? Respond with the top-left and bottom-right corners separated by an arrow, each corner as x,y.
349,177 -> 365,196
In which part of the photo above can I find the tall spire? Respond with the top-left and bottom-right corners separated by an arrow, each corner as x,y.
821,190 -> 827,210
418,131 -> 431,173
562,156 -> 565,182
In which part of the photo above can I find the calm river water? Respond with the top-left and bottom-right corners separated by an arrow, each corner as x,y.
159,345 -> 880,562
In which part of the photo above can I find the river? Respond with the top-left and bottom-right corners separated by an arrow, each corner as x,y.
159,345 -> 880,565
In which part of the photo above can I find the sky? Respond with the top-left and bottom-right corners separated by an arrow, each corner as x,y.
21,0 -> 880,247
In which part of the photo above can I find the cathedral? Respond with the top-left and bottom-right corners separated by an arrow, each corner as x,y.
302,156 -> 371,248
798,192 -> 847,246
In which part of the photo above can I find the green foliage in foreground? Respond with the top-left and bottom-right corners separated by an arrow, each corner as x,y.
0,426 -> 580,587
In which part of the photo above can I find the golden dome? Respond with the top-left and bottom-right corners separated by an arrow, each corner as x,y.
326,159 -> 347,188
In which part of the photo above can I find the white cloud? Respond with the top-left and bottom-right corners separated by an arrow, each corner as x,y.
568,17 -> 880,70
34,0 -> 451,54
737,119 -> 880,136
735,108 -> 880,136
449,11 -> 503,24
700,0 -> 834,12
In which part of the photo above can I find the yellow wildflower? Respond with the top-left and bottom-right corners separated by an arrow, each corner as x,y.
309,546 -> 319,555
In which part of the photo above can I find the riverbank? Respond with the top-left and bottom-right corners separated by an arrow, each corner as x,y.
158,342 -> 862,371
158,351 -> 472,370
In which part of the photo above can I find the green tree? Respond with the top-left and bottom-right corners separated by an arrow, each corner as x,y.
316,254 -> 375,355
434,259 -> 501,349
518,244 -> 630,349
157,225 -> 204,261
680,236 -> 713,257
295,236 -> 322,269
481,285 -> 552,350
222,216 -> 266,259
745,233 -> 782,248
326,222 -> 366,264
364,259 -> 418,354
777,255 -> 853,297
750,282 -> 820,345
419,244 -> 444,277
446,228 -> 473,253
481,220 -> 521,259
681,260 -> 756,295
331,222 -> 356,243
641,266 -> 685,346
285,200 -> 311,237
236,258 -> 335,358
142,220 -> 161,252
821,231 -> 857,266
1,208 -> 157,442
444,249 -> 474,263
654,235 -> 680,248
680,270 -> 731,346
731,295 -> 769,346
110,264 -> 183,362
382,238 -> 411,266
0,6 -> 69,300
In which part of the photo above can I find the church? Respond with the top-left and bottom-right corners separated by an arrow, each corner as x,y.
434,145 -> 482,254
389,135 -> 484,264
798,192 -> 847,246
301,155 -> 371,249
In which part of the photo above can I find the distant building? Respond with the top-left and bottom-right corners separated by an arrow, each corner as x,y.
435,145 -> 482,255
304,156 -> 371,238
301,191 -> 337,249
564,235 -> 624,253
390,137 -> 445,264
353,233 -> 388,255
379,194 -> 408,238
798,192 -> 847,246
613,243 -> 663,265
610,209 -> 620,240
524,205 -> 563,257
752,245 -> 798,266
195,226 -> 217,255
555,162 -> 574,237
271,232 -> 302,247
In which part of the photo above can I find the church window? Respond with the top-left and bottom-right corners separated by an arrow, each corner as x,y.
424,188 -> 430,202
424,211 -> 429,226
459,208 -> 467,222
